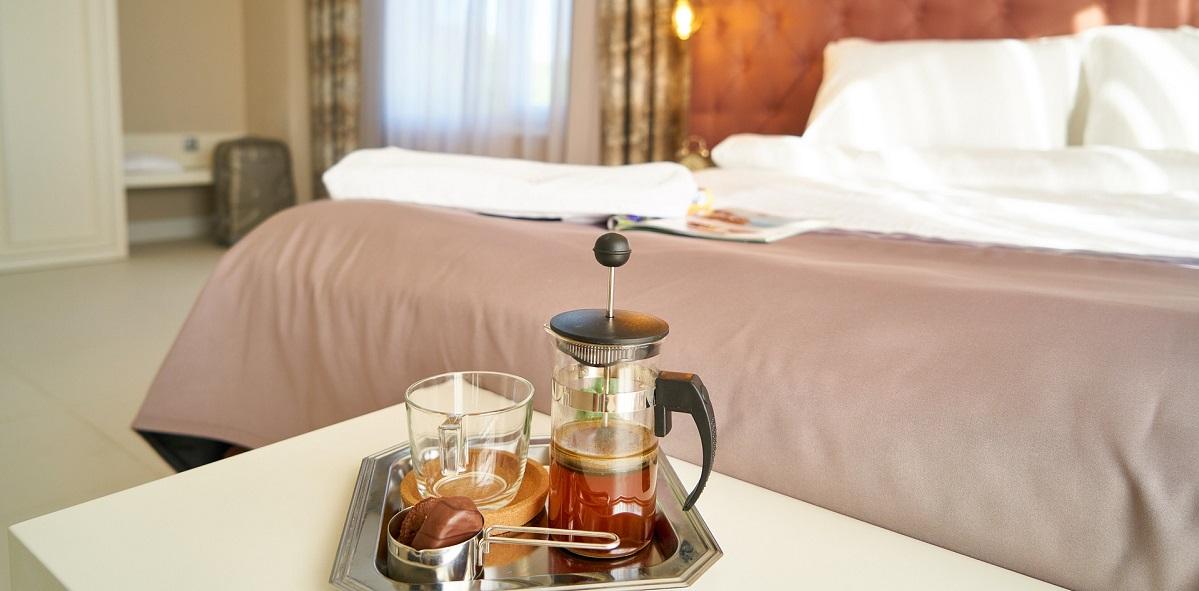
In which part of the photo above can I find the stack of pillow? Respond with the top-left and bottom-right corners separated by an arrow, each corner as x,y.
734,26 -> 1199,152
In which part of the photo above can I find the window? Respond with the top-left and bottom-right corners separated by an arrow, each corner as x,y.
369,1 -> 573,160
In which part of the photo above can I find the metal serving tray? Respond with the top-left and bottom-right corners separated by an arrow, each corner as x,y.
330,436 -> 722,590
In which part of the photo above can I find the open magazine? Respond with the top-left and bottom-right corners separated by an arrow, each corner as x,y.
608,208 -> 829,243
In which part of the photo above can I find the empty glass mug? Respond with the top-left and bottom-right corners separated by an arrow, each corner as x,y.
405,371 -> 534,510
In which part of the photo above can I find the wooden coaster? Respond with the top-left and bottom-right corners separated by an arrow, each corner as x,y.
400,458 -> 549,528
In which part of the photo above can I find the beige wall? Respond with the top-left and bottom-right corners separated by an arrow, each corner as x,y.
126,187 -> 214,222
243,0 -> 312,202
119,0 -> 312,228
117,0 -> 247,133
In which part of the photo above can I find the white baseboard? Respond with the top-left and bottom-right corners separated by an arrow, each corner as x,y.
127,216 -> 213,244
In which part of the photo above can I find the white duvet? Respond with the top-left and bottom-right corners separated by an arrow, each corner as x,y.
324,141 -> 1199,261
702,136 -> 1199,261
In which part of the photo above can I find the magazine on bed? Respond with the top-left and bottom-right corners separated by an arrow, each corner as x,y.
608,209 -> 829,243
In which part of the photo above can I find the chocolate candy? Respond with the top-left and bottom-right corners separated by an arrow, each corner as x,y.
396,497 -> 484,550
395,498 -> 435,547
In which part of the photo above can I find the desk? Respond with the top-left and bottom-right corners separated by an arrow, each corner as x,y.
8,405 -> 1061,590
124,169 -> 213,189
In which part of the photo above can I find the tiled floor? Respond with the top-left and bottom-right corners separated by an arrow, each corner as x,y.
0,240 -> 224,589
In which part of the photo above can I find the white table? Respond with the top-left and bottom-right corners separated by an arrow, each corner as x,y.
8,405 -> 1061,590
124,168 -> 213,189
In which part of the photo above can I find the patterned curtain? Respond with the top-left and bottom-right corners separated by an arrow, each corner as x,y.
309,0 -> 361,196
599,0 -> 690,165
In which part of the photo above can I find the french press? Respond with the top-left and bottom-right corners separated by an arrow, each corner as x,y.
545,233 -> 717,558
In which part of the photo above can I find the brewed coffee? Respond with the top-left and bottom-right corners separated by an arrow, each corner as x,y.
548,419 -> 657,558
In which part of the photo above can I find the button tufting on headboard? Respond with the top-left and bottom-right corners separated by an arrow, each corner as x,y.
688,0 -> 1199,146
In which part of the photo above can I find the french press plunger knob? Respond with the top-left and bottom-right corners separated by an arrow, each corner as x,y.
593,232 -> 631,319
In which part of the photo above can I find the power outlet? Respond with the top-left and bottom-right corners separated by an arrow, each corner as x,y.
183,136 -> 199,152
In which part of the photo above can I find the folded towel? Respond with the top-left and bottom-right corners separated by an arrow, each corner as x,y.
124,152 -> 185,174
323,147 -> 697,219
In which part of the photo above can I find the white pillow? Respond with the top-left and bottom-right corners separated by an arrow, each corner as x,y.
804,37 -> 1082,149
710,133 -> 1199,194
1081,26 -> 1199,150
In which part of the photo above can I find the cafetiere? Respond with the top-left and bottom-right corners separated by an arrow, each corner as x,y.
546,233 -> 717,558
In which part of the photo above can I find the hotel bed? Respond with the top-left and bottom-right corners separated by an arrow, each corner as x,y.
134,2 -> 1199,590
135,200 -> 1199,591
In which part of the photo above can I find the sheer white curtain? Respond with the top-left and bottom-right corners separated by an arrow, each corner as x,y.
361,0 -> 589,162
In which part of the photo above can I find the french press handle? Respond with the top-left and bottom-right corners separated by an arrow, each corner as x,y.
654,372 -> 717,511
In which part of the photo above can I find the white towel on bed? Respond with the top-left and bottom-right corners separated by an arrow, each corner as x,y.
323,147 -> 698,219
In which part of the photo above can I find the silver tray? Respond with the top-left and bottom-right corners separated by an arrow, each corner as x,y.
330,436 -> 722,590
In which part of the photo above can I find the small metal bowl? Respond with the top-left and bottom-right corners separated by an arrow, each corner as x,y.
385,508 -> 619,583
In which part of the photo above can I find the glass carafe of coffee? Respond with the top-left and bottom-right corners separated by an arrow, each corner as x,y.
546,233 -> 716,558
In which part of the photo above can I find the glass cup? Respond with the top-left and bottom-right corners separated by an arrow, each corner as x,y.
405,371 -> 534,510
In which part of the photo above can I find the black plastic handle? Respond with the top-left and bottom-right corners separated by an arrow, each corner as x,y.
654,371 -> 717,511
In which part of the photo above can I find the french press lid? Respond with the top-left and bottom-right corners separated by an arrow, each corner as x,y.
548,233 -> 668,366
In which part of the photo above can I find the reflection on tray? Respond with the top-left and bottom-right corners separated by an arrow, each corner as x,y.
376,508 -> 679,584
332,437 -> 720,591
375,459 -> 681,584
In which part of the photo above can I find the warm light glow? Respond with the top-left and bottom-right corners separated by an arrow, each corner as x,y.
672,0 -> 700,41
1072,4 -> 1108,31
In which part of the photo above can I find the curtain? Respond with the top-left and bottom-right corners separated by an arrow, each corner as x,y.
363,1 -> 577,162
310,0 -> 361,196
599,0 -> 689,164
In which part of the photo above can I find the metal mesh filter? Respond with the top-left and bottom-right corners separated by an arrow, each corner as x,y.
553,336 -> 661,367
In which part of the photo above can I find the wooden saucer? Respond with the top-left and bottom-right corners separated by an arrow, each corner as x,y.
400,458 -> 549,528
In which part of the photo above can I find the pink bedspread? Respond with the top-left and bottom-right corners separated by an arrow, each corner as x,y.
135,200 -> 1199,591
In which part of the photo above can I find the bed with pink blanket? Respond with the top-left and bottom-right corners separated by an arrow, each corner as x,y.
135,196 -> 1199,591
130,0 -> 1199,585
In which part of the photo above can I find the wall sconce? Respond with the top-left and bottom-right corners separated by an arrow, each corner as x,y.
672,0 -> 701,41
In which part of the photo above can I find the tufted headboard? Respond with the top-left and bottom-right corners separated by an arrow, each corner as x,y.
688,0 -> 1199,146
